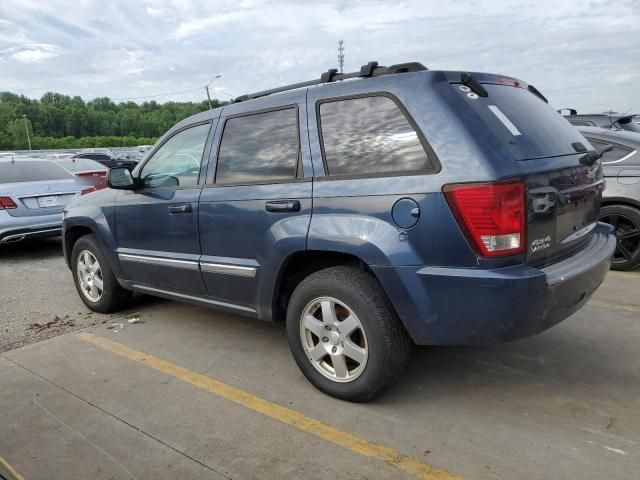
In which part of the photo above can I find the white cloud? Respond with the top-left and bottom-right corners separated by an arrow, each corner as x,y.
0,0 -> 638,112
4,43 -> 59,63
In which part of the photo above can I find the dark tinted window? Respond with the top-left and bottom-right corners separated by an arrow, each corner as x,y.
0,161 -> 73,183
586,138 -> 637,165
216,108 -> 299,184
78,153 -> 113,161
319,95 -> 433,176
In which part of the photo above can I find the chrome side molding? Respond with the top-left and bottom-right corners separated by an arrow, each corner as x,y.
118,253 -> 199,270
200,262 -> 257,277
118,252 -> 257,277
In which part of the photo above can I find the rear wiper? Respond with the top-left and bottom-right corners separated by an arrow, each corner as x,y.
579,145 -> 614,166
461,73 -> 488,97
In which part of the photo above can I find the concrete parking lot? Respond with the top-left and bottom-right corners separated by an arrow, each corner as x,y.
1,239 -> 639,479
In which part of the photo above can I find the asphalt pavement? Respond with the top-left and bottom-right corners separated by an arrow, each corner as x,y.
0,238 -> 638,479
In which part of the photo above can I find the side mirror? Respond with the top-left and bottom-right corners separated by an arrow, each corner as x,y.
107,167 -> 136,189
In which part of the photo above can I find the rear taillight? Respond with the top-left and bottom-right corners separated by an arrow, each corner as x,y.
0,196 -> 17,209
444,181 -> 526,257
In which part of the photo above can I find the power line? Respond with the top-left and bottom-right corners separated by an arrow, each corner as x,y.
110,86 -> 206,102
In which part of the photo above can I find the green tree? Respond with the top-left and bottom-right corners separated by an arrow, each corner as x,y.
7,118 -> 33,149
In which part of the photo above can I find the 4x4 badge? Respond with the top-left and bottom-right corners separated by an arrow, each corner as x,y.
531,235 -> 552,253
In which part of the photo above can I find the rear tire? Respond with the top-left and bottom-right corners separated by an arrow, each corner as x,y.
599,204 -> 640,271
286,266 -> 411,402
71,234 -> 131,313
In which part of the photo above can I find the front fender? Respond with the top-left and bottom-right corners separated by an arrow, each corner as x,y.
62,189 -> 121,278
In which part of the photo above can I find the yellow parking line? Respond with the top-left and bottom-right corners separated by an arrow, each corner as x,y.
78,332 -> 461,480
0,456 -> 26,480
588,300 -> 640,313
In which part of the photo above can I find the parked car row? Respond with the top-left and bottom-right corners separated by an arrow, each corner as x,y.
0,150 -> 142,245
561,109 -> 640,132
0,158 -> 88,244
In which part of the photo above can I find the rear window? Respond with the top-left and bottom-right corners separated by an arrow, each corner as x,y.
461,84 -> 588,161
0,161 -> 73,183
215,108 -> 299,184
56,158 -> 106,172
319,95 -> 436,176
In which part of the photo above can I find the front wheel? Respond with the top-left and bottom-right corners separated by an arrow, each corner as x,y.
71,234 -> 131,313
599,204 -> 640,271
286,267 -> 411,402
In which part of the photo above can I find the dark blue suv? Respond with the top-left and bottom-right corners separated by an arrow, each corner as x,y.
63,62 -> 616,401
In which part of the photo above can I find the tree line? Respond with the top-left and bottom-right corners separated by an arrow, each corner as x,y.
0,91 -> 224,150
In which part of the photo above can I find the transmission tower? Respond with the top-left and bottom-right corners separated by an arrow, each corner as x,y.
338,40 -> 345,73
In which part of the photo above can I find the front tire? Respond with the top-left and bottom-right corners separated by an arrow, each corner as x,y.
599,204 -> 640,271
71,234 -> 131,313
286,266 -> 411,402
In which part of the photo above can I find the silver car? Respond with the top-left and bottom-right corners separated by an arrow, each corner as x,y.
0,158 -> 86,245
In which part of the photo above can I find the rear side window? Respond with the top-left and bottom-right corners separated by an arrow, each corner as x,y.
216,108 -> 299,184
318,95 -> 435,176
586,138 -> 637,165
0,161 -> 73,183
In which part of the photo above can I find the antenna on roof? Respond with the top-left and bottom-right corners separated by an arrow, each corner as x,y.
338,40 -> 345,74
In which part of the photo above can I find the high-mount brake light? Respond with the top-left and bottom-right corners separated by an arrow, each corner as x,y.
444,182 -> 526,257
0,196 -> 17,209
498,77 -> 521,88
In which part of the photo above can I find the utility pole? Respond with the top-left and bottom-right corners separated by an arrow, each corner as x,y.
205,74 -> 222,109
22,114 -> 31,150
338,40 -> 345,73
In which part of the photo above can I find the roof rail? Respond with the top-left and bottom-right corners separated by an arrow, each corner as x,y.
233,61 -> 428,103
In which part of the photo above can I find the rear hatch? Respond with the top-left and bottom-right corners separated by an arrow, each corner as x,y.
0,160 -> 82,217
446,72 -> 604,265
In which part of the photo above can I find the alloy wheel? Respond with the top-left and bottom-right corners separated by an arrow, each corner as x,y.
600,213 -> 640,267
76,250 -> 104,302
299,296 -> 368,383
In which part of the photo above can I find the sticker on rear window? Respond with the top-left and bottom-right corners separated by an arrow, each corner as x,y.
488,105 -> 522,136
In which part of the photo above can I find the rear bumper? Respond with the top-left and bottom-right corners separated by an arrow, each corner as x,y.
374,223 -> 616,345
0,211 -> 62,245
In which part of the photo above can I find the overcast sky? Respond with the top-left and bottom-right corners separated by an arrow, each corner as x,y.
0,0 -> 638,112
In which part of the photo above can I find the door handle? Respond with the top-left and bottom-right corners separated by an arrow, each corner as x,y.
265,200 -> 301,213
168,204 -> 192,214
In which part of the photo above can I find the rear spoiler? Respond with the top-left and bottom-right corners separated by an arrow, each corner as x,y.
449,71 -> 548,103
616,115 -> 636,125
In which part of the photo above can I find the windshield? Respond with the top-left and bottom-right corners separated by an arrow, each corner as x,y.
0,161 -> 73,183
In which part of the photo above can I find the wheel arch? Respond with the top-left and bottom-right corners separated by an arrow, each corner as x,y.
270,250 -> 380,322
64,224 -> 95,268
601,196 -> 640,210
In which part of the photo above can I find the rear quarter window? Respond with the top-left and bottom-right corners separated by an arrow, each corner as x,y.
318,94 -> 438,176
